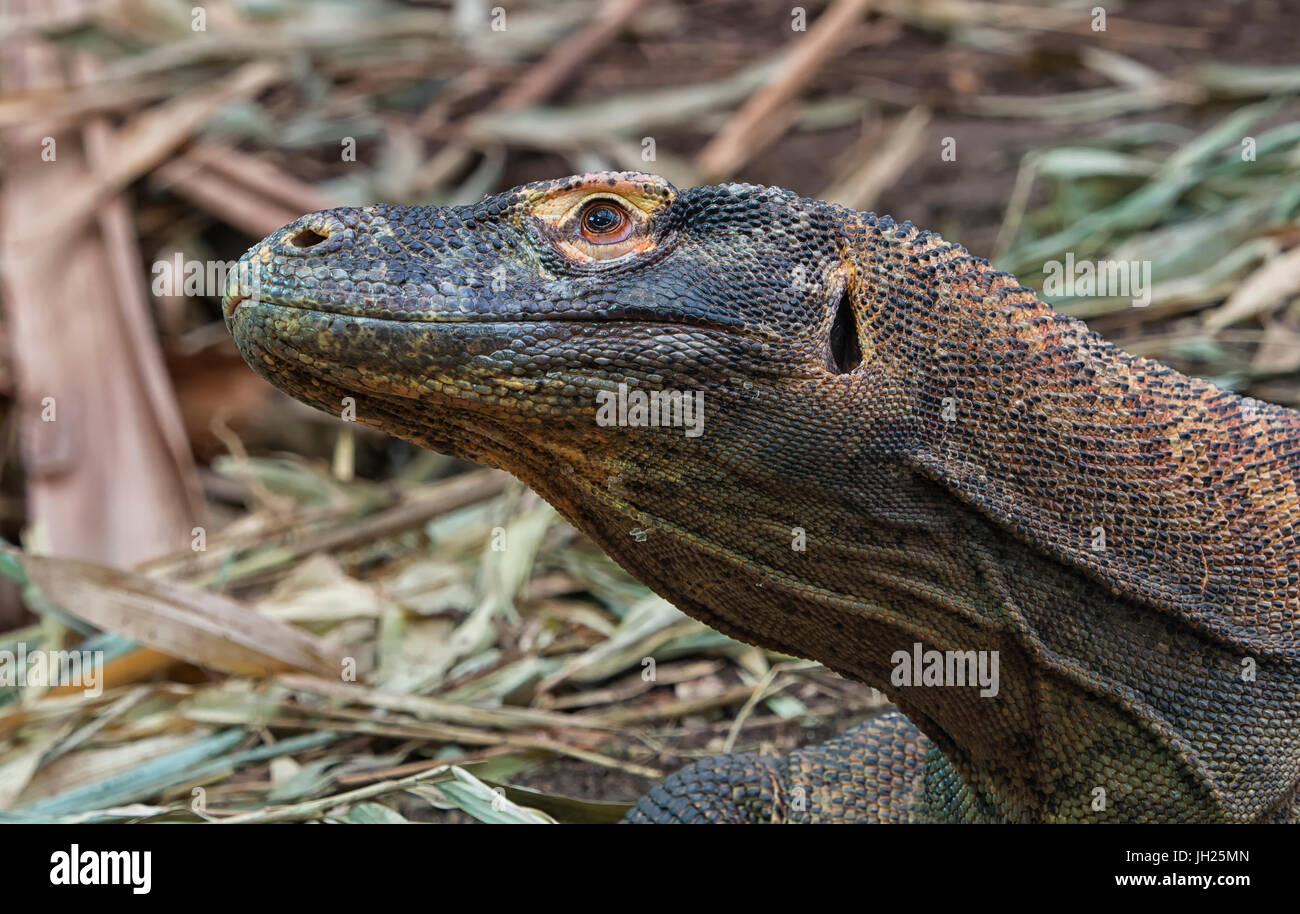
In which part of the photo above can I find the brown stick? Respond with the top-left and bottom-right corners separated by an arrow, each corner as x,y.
417,0 -> 650,195
153,153 -> 315,240
182,144 -> 339,217
493,0 -> 651,111
694,0 -> 877,181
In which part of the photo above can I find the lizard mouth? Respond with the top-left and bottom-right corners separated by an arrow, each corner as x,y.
222,290 -> 248,326
222,286 -> 749,338
226,298 -> 729,457
227,298 -> 739,389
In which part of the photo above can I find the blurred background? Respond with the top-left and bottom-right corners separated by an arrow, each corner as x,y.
0,0 -> 1296,822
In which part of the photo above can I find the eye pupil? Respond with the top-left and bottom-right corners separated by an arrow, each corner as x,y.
583,205 -> 621,233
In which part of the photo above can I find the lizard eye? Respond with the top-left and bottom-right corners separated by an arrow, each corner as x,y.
579,202 -> 632,244
543,192 -> 658,264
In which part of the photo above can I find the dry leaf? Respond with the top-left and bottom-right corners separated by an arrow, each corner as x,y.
7,548 -> 343,678
1206,244 -> 1300,330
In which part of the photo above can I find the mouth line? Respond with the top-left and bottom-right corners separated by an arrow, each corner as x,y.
224,294 -> 744,334
222,291 -> 248,324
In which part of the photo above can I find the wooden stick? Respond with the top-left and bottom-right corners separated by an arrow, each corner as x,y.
695,0 -> 877,180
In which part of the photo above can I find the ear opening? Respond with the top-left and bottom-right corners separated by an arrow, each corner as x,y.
827,283 -> 863,374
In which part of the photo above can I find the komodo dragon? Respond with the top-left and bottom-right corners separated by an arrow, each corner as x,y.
223,171 -> 1300,823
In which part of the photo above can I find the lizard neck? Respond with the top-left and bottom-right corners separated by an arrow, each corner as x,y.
513,432 -> 1293,822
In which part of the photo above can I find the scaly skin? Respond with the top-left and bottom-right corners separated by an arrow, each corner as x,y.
224,172 -> 1300,823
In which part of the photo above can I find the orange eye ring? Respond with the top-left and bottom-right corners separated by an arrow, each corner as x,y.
578,201 -> 632,244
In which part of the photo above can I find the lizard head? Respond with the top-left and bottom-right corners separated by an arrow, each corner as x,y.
224,169 -> 924,665
229,171 -> 963,710
224,171 -> 895,493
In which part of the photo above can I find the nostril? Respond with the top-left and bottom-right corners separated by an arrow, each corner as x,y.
288,227 -> 329,249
